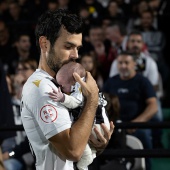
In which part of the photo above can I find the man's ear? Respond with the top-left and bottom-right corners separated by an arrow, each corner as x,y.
39,36 -> 50,53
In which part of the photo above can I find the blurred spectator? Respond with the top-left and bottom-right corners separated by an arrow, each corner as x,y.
79,53 -> 103,90
105,21 -> 128,54
8,33 -> 37,74
135,9 -> 165,61
0,61 -> 16,144
109,31 -> 163,143
78,6 -> 91,40
1,59 -> 37,170
47,0 -> 58,11
57,0 -> 71,10
105,0 -> 127,25
0,20 -> 14,72
80,0 -> 105,24
4,1 -> 31,35
101,16 -> 112,35
97,0 -> 110,8
148,0 -> 161,29
113,0 -> 132,19
102,51 -> 158,170
135,9 -> 169,85
109,31 -> 159,91
13,33 -> 32,61
15,58 -> 38,82
81,25 -> 116,81
2,137 -> 35,170
0,0 -> 8,20
127,0 -> 149,33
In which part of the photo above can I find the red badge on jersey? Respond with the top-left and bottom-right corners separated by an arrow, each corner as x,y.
40,105 -> 58,123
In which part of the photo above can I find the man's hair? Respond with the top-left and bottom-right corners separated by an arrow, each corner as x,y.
118,51 -> 138,61
35,9 -> 84,50
128,30 -> 143,38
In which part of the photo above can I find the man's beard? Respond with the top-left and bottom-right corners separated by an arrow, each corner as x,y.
47,48 -> 61,73
119,70 -> 130,78
47,48 -> 77,73
131,46 -> 140,54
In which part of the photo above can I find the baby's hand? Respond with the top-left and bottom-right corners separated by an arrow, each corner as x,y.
49,87 -> 65,102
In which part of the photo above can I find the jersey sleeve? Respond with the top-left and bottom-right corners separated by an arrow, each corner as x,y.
62,94 -> 82,109
23,79 -> 72,140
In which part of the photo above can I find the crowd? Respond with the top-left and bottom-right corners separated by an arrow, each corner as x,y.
0,0 -> 170,170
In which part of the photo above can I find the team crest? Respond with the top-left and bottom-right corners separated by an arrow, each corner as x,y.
40,105 -> 58,123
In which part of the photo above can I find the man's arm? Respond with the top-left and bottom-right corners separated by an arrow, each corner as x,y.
49,72 -> 99,161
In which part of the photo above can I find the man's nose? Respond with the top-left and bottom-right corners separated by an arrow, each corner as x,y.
121,63 -> 127,68
70,49 -> 78,59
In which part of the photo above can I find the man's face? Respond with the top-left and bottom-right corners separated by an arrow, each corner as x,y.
81,55 -> 93,72
0,22 -> 9,43
127,35 -> 143,55
105,26 -> 120,43
17,35 -> 31,51
89,28 -> 103,45
117,55 -> 136,79
141,12 -> 153,29
46,27 -> 82,73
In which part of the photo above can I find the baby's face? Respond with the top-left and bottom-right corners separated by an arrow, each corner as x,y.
57,76 -> 75,94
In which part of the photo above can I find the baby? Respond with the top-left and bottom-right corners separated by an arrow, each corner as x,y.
49,61 -> 110,170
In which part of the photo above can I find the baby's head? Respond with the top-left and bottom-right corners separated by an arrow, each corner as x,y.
56,61 -> 86,93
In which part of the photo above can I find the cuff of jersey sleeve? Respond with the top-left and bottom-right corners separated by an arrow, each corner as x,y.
46,123 -> 71,139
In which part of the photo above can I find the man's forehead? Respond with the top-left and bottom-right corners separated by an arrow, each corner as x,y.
118,55 -> 133,60
58,27 -> 82,46
129,35 -> 142,40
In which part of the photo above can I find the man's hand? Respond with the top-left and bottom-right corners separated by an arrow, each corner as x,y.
73,72 -> 99,104
88,122 -> 114,154
49,87 -> 65,102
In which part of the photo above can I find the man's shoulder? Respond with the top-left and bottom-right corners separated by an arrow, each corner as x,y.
110,74 -> 120,80
23,70 -> 55,96
135,73 -> 152,85
141,53 -> 156,64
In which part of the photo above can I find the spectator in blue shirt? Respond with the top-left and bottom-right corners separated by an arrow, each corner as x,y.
102,51 -> 158,170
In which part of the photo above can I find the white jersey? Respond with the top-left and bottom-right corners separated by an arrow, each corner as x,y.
21,69 -> 73,170
109,52 -> 159,86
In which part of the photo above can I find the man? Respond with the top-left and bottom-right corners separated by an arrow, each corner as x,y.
103,51 -> 157,170
109,30 -> 159,89
20,9 -> 113,170
109,31 -> 164,148
0,20 -> 13,73
105,21 -> 128,55
0,61 -> 16,143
